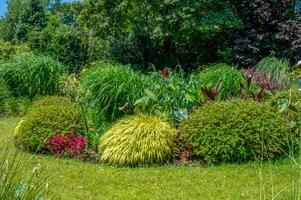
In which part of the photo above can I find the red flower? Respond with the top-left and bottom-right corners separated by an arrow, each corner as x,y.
161,69 -> 168,77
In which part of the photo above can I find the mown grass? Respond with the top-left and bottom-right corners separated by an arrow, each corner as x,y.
0,118 -> 299,200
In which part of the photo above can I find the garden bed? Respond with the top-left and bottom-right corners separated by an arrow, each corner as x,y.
1,118 -> 299,200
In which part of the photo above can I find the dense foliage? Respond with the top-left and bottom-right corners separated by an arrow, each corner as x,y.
0,56 -> 66,99
256,57 -> 289,89
78,0 -> 242,70
15,96 -> 85,152
197,64 -> 245,100
0,0 -> 300,168
233,0 -> 297,67
0,40 -> 32,62
28,25 -> 88,72
80,62 -> 151,121
179,100 -> 292,164
98,115 -> 176,167
135,68 -> 200,123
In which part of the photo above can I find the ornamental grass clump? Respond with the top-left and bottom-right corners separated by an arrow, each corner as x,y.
98,115 -> 176,167
80,62 -> 151,121
0,56 -> 66,99
14,96 -> 85,152
256,56 -> 289,89
197,63 -> 245,100
179,100 -> 293,165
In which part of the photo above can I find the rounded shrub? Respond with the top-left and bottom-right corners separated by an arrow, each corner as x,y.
98,115 -> 176,167
179,100 -> 291,165
80,62 -> 151,121
15,96 -> 85,152
0,56 -> 66,99
197,64 -> 245,100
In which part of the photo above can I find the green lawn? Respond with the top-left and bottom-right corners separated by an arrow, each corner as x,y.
0,118 -> 300,200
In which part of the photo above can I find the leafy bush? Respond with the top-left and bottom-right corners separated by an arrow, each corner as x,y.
4,97 -> 32,117
197,64 -> 245,100
47,131 -> 88,157
0,56 -> 66,99
28,25 -> 88,72
15,96 -> 85,152
0,39 -> 32,62
98,115 -> 176,167
179,100 -> 291,164
0,39 -> 15,62
135,68 -> 200,124
256,57 -> 289,89
80,62 -> 151,121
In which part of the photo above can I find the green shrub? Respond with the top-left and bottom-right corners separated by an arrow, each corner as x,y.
135,68 -> 200,124
180,100 -> 291,164
256,56 -> 289,89
197,64 -> 245,100
80,62 -> 151,121
98,115 -> 176,167
15,96 -> 85,152
28,25 -> 88,72
0,56 -> 66,99
0,40 -> 32,62
4,97 -> 31,117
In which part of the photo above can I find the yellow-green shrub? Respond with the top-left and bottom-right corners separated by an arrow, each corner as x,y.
98,115 -> 176,167
15,96 -> 85,152
179,100 -> 292,164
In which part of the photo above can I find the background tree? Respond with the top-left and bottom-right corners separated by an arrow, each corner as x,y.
16,0 -> 48,41
78,0 -> 242,71
1,0 -> 23,42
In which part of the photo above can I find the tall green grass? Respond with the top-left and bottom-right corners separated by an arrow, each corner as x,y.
197,63 -> 245,100
80,62 -> 151,122
0,146 -> 51,199
256,56 -> 289,89
0,56 -> 66,99
0,78 -> 10,115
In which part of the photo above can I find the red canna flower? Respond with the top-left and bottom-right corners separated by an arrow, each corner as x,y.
161,69 -> 168,77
